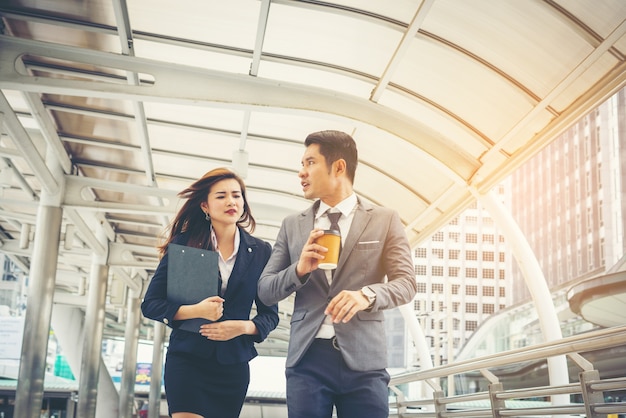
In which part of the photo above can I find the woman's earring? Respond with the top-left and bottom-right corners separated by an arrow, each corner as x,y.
204,211 -> 210,221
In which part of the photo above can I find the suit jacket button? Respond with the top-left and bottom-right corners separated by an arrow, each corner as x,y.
163,318 -> 169,325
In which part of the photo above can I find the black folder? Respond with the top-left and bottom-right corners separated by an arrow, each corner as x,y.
167,243 -> 220,333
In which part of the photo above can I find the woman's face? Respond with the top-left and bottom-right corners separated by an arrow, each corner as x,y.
200,178 -> 244,226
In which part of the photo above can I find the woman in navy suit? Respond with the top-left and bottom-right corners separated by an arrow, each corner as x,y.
141,167 -> 279,418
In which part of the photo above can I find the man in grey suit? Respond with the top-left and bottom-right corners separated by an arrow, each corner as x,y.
258,130 -> 417,418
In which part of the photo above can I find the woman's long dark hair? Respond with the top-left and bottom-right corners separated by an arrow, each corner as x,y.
158,167 -> 255,256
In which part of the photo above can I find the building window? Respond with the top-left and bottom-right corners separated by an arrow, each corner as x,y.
483,304 -> 495,314
449,266 -> 459,277
483,251 -> 494,262
466,268 -> 477,278
467,303 -> 478,313
600,238 -> 605,267
452,284 -> 460,294
416,248 -> 427,258
433,248 -> 444,259
499,287 -> 506,297
499,269 -> 505,280
417,283 -> 427,293
416,265 -> 427,275
483,269 -> 494,279
449,232 -> 460,242
449,249 -> 460,259
432,266 -> 444,276
466,321 -> 478,332
432,283 -> 444,293
433,232 -> 444,241
466,233 -> 478,243
482,234 -> 494,244
466,285 -> 478,296
483,286 -> 494,296
452,302 -> 460,312
499,252 -> 505,262
466,250 -> 478,260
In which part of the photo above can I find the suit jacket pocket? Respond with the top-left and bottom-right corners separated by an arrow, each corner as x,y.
356,310 -> 384,321
291,309 -> 307,324
355,240 -> 382,251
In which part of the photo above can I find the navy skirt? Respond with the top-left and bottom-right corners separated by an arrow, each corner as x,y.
164,351 -> 250,417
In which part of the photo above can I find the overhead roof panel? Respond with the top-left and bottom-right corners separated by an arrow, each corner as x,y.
264,3 -> 401,76
377,90 -> 490,160
132,40 -> 254,74
553,0 -> 626,39
393,38 -> 536,141
1,0 -> 625,346
128,0 -> 261,50
422,0 -> 597,97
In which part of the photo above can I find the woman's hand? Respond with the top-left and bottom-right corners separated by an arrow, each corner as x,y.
199,320 -> 257,341
196,295 -> 225,321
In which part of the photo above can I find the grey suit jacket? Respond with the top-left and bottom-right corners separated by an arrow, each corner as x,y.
258,198 -> 417,371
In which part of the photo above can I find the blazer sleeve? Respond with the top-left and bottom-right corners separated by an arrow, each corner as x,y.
250,240 -> 279,342
257,217 -> 305,306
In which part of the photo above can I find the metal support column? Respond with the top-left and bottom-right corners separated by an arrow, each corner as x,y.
51,305 -> 120,417
13,204 -> 63,418
148,321 -> 166,418
119,287 -> 142,418
474,189 -> 570,405
398,303 -> 435,402
77,225 -> 110,418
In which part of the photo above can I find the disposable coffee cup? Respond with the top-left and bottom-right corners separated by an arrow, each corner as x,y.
316,229 -> 341,270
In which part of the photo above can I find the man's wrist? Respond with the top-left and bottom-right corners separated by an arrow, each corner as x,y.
360,286 -> 376,309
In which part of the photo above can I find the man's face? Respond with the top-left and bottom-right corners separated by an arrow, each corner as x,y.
299,143 -> 336,201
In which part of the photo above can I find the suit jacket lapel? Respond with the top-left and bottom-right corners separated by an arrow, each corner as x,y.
222,229 -> 256,297
334,199 -> 372,277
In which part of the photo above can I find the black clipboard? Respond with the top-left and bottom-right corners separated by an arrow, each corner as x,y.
167,243 -> 220,333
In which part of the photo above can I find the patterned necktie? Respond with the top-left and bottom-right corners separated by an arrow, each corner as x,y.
326,211 -> 342,276
327,211 -> 341,234
327,211 -> 342,254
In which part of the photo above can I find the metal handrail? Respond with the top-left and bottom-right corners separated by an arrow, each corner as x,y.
389,325 -> 626,418
391,324 -> 626,385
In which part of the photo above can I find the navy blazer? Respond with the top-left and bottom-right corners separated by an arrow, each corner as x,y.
141,228 -> 279,364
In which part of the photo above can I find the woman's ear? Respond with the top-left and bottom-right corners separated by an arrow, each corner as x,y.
200,202 -> 208,212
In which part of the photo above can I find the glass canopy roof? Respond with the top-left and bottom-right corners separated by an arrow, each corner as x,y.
1,0 -> 625,348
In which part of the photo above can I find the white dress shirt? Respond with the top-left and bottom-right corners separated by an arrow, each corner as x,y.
314,193 -> 357,339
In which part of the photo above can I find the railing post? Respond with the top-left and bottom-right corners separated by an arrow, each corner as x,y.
433,390 -> 446,418
489,382 -> 505,418
580,370 -> 604,418
389,385 -> 406,417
